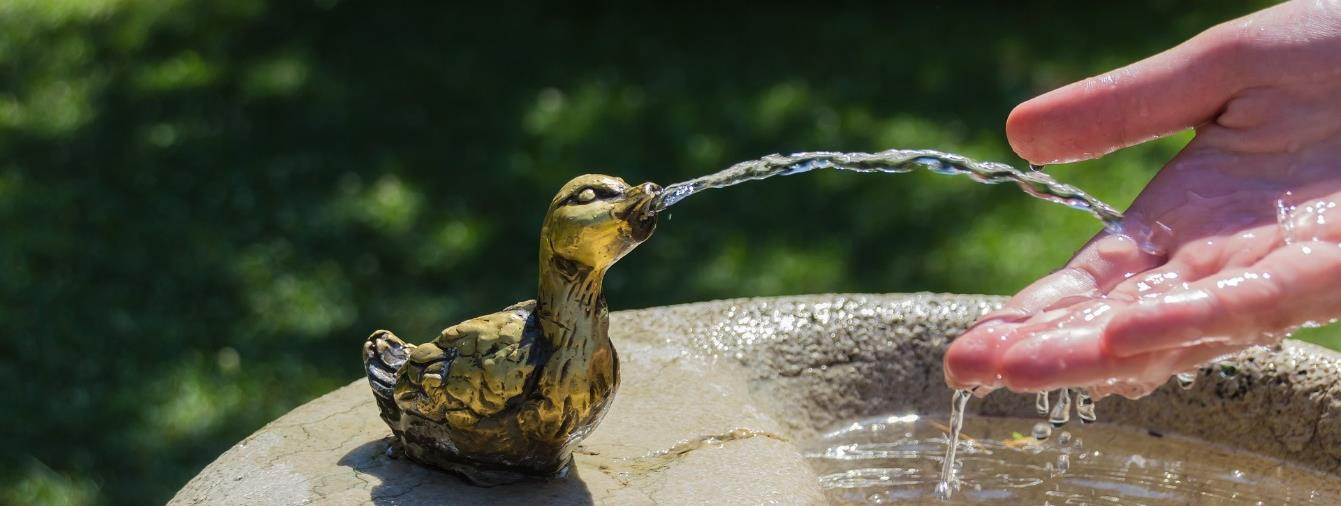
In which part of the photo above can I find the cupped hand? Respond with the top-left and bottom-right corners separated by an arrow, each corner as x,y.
945,0 -> 1341,398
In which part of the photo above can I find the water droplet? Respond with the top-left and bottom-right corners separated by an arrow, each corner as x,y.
1049,388 -> 1072,427
1113,217 -> 1173,256
1035,391 -> 1050,416
1056,453 -> 1071,474
1176,371 -> 1196,389
1032,422 -> 1053,441
1057,431 -> 1073,447
1075,390 -> 1097,424
1277,197 -> 1298,246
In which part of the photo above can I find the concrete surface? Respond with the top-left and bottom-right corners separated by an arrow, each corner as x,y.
172,293 -> 1341,505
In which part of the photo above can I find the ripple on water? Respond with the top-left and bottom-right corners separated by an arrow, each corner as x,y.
804,414 -> 1341,505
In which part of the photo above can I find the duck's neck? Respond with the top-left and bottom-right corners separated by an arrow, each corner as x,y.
528,245 -> 620,442
536,252 -> 610,354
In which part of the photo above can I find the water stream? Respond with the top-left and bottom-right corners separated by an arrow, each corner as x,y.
652,149 -> 1127,237
933,390 -> 972,500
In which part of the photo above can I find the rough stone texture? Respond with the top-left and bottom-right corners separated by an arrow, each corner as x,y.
1069,340 -> 1341,472
173,293 -> 1341,505
611,293 -> 1002,439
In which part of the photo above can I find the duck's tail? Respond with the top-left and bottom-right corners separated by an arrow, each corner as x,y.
363,330 -> 412,424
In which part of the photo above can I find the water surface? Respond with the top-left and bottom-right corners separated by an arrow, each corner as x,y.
806,414 -> 1341,505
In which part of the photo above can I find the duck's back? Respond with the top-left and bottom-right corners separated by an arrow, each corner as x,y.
396,300 -> 543,428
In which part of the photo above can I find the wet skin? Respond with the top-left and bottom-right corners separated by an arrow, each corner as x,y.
945,0 -> 1341,398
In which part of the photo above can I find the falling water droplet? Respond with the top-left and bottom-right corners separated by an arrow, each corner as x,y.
1056,453 -> 1071,474
1277,197 -> 1297,246
1075,390 -> 1097,424
1049,388 -> 1072,427
936,389 -> 973,500
1057,431 -> 1073,447
1176,372 -> 1196,390
1032,422 -> 1053,441
1035,391 -> 1050,416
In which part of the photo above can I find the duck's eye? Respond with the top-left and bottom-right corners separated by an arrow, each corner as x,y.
593,186 -> 621,199
575,188 -> 597,203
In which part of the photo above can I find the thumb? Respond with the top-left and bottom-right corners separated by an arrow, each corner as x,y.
1006,21 -> 1250,165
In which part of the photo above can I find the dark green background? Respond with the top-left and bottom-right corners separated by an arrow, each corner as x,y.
6,1 -> 1330,504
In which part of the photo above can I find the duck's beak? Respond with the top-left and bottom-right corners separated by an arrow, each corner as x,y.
622,182 -> 661,242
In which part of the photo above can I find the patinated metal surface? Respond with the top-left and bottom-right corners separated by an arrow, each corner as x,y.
361,174 -> 659,486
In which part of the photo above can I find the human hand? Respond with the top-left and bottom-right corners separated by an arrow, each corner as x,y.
944,0 -> 1341,398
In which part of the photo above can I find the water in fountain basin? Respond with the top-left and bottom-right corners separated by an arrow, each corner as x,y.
652,150 -> 1145,249
807,414 -> 1341,505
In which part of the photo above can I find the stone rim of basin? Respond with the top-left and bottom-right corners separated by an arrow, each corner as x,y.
171,293 -> 1341,506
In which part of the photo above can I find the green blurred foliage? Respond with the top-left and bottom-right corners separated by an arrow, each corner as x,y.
5,1 -> 1333,504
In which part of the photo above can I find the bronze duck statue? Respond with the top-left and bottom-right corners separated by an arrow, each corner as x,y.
362,174 -> 660,486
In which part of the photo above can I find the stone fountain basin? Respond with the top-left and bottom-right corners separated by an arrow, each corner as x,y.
171,293 -> 1341,505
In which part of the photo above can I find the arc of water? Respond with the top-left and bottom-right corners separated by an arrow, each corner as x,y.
652,149 -> 1125,235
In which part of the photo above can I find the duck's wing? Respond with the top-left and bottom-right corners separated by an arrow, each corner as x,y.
396,300 -> 540,427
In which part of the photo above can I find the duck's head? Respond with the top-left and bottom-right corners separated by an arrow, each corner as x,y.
541,174 -> 660,271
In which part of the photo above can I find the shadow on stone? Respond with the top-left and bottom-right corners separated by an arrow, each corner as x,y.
338,439 -> 596,506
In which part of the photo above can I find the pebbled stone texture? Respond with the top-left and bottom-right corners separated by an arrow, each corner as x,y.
172,293 -> 1341,505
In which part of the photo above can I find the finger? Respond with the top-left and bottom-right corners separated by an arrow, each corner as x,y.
1085,355 -> 1230,401
1008,0 -> 1341,164
947,296 -> 1126,391
1006,23 -> 1249,165
1067,232 -> 1168,293
943,318 -> 1017,390
944,266 -> 1105,389
1105,242 -> 1341,358
1026,230 -> 1168,312
944,232 -> 1161,389
1000,320 -> 1244,392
